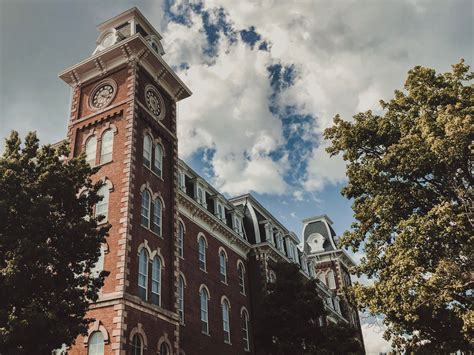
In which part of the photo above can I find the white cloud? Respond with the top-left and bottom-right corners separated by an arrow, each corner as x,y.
361,322 -> 393,354
158,0 -> 472,198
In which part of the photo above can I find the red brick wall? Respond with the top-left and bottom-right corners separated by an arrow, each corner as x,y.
179,214 -> 252,354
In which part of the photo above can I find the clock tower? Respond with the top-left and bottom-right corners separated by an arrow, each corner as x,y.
59,7 -> 191,355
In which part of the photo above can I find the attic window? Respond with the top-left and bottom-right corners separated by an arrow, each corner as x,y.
151,42 -> 159,52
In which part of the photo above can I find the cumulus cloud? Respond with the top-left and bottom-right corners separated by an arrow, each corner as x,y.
157,0 -> 472,199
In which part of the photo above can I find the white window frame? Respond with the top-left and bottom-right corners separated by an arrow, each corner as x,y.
151,256 -> 161,306
198,236 -> 207,271
222,299 -> 231,344
140,190 -> 151,228
143,135 -> 152,168
85,135 -> 97,167
88,331 -> 104,355
178,222 -> 184,258
153,143 -> 163,178
238,262 -> 246,295
178,275 -> 185,324
95,185 -> 109,222
100,129 -> 114,164
138,248 -> 148,301
200,287 -> 210,334
151,198 -> 162,236
241,309 -> 250,351
219,250 -> 227,283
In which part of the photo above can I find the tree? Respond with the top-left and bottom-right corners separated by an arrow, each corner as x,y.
255,262 -> 362,354
0,131 -> 110,354
324,60 -> 473,351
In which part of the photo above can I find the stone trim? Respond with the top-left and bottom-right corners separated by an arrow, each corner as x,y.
83,320 -> 110,346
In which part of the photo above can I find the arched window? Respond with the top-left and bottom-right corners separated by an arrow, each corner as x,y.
177,222 -> 184,258
327,270 -> 336,289
151,256 -> 161,306
241,309 -> 250,351
178,275 -> 185,323
153,144 -> 163,177
100,129 -> 113,164
200,287 -> 209,334
222,299 -> 231,343
85,135 -> 97,166
130,334 -> 143,355
95,185 -> 109,222
159,342 -> 170,355
91,245 -> 105,277
219,250 -> 227,283
268,270 -> 276,283
143,135 -> 152,168
87,331 -> 104,355
138,249 -> 148,301
151,198 -> 162,235
140,190 -> 151,228
198,236 -> 206,271
238,262 -> 245,295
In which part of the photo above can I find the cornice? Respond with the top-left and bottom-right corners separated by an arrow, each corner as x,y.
59,34 -> 191,102
177,191 -> 251,258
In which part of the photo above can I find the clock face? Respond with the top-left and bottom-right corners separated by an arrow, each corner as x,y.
101,33 -> 115,48
91,84 -> 115,109
146,89 -> 162,117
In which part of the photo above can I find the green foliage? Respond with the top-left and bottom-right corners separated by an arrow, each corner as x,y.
325,60 -> 473,351
255,262 -> 362,354
0,131 -> 110,354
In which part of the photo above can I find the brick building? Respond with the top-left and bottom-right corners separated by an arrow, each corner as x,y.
57,7 -> 363,355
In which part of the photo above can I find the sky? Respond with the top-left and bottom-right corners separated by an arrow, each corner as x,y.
0,0 -> 472,352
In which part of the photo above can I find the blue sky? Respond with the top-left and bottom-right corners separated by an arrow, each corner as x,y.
0,0 -> 472,352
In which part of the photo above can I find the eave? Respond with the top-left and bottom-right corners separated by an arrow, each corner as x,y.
58,34 -> 191,102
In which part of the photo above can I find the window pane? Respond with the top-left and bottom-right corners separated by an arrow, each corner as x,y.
90,245 -> 105,277
95,185 -> 109,221
200,288 -> 208,333
100,130 -> 113,164
131,334 -> 142,355
198,238 -> 206,271
222,301 -> 230,343
152,199 -> 161,235
153,144 -> 163,177
159,343 -> 169,355
143,135 -> 152,168
238,264 -> 245,294
219,252 -> 226,282
138,249 -> 148,301
85,136 -> 97,167
140,190 -> 150,228
88,331 -> 104,355
151,257 -> 161,305
178,276 -> 185,323
178,222 -> 184,258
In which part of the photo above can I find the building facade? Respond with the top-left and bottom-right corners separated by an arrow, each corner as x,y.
58,8 -> 363,355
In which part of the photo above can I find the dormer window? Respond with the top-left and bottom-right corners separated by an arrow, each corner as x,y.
195,184 -> 207,208
233,215 -> 243,236
178,170 -> 186,192
215,200 -> 225,221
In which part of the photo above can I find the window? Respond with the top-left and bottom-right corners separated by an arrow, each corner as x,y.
308,263 -> 315,278
153,144 -> 163,177
241,310 -> 250,351
234,216 -> 243,235
222,299 -> 231,343
159,343 -> 170,355
151,199 -> 162,236
327,270 -> 336,289
87,331 -> 104,355
95,185 -> 109,222
216,201 -> 224,220
138,249 -> 148,301
100,129 -> 113,164
196,186 -> 206,207
85,136 -> 97,166
140,190 -> 150,228
268,270 -> 276,283
151,256 -> 161,306
238,262 -> 245,295
130,334 -> 143,355
143,135 -> 152,168
90,245 -> 105,277
200,287 -> 209,334
198,236 -> 206,271
178,222 -> 184,258
178,170 -> 186,191
178,275 -> 185,323
219,250 -> 227,283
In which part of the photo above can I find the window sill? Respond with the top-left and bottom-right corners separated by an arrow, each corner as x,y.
140,225 -> 163,239
199,268 -> 208,273
240,291 -> 246,296
143,164 -> 164,181
201,331 -> 210,337
224,341 -> 232,345
92,159 -> 113,169
220,280 -> 228,286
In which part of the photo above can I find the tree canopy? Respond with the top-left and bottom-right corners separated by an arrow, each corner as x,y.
0,131 -> 110,354
325,60 -> 473,351
255,261 -> 362,354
